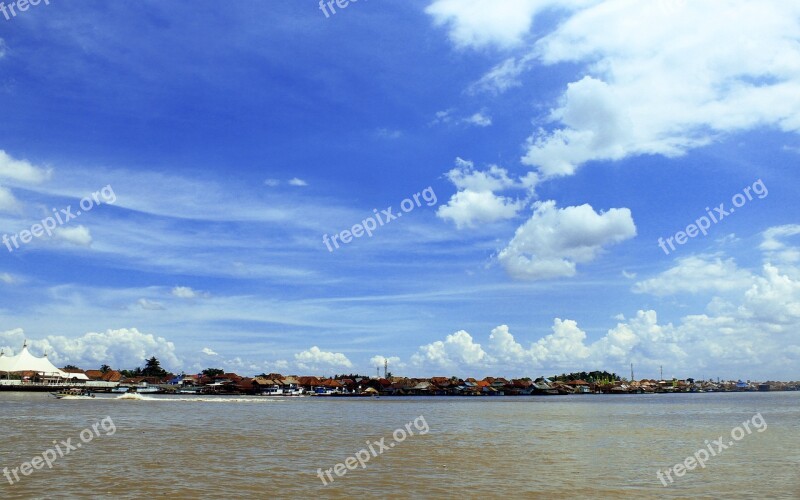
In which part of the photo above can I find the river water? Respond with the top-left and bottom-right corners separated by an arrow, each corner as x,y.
0,391 -> 798,499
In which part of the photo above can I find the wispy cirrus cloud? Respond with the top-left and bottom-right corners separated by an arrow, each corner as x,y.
136,298 -> 165,311
633,256 -> 753,296
172,286 -> 208,299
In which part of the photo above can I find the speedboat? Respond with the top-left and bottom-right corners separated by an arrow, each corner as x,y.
51,388 -> 95,399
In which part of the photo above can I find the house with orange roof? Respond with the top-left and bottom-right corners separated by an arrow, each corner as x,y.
85,369 -> 123,383
565,379 -> 591,394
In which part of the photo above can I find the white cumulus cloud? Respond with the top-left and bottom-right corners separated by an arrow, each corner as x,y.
760,224 -> 800,264
411,330 -> 490,369
54,225 -> 92,247
430,1 -> 800,178
294,346 -> 353,370
0,327 -> 181,371
0,150 -> 52,184
426,0 -> 582,49
397,252 -> 800,378
523,76 -> 636,177
531,1 -> 800,176
437,158 -> 527,228
498,200 -> 636,280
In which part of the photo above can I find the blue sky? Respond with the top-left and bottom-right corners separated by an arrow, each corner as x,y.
1,0 -> 799,380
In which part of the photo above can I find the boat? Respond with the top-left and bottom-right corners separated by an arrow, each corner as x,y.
311,387 -> 338,396
133,384 -> 160,394
261,386 -> 283,396
261,386 -> 305,397
51,388 -> 95,399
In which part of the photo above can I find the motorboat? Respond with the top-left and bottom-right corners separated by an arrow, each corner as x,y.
51,388 -> 95,399
312,387 -> 338,396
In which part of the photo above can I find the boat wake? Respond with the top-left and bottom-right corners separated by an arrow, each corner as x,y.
167,397 -> 285,403
115,393 -> 156,401
112,394 -> 282,403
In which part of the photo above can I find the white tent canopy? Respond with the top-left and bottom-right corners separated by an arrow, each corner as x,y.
0,344 -> 69,378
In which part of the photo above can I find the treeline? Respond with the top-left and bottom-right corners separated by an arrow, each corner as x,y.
108,357 -> 623,384
550,371 -> 621,383
332,373 -> 375,380
119,356 -> 169,378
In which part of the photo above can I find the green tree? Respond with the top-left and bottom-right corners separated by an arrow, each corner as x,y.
142,356 -> 167,377
120,367 -> 142,378
100,364 -> 111,373
551,371 -> 620,383
203,368 -> 224,377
